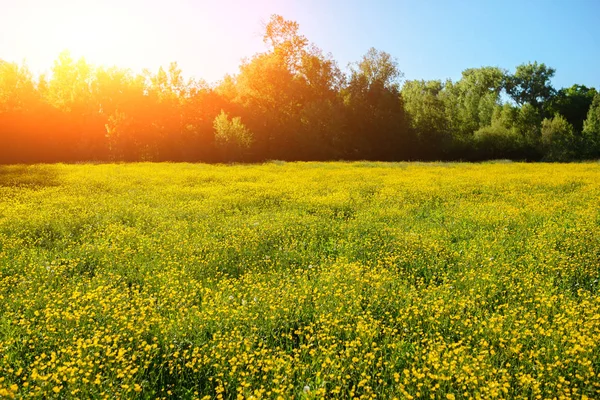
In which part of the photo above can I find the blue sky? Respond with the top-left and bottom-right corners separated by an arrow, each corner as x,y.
290,0 -> 599,89
1,0 -> 598,89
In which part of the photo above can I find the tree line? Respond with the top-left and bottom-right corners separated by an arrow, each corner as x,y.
1,15 -> 599,163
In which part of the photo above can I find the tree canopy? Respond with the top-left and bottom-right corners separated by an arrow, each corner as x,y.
0,16 -> 597,163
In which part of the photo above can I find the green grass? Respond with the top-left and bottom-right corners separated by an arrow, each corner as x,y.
0,162 -> 599,399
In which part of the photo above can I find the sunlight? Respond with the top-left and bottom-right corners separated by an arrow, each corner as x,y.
2,0 -> 186,74
2,0 -> 287,81
29,0 -> 154,69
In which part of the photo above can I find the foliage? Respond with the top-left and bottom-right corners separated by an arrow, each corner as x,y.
401,80 -> 449,158
349,47 -> 403,92
1,162 -> 600,399
473,124 -> 524,160
581,93 -> 600,158
505,62 -> 556,113
343,48 -> 409,160
0,16 -> 597,162
541,114 -> 576,161
213,110 -> 253,160
0,60 -> 37,112
547,84 -> 597,132
512,104 -> 544,158
442,67 -> 506,140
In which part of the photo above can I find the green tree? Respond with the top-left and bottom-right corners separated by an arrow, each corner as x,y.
548,84 -> 597,132
349,47 -> 402,92
514,103 -> 543,148
344,48 -> 408,159
231,15 -> 347,160
213,110 -> 253,161
234,51 -> 300,159
490,103 -> 520,130
402,80 -> 448,158
473,124 -> 522,160
505,62 -> 555,114
296,50 -> 346,159
442,67 -> 506,139
473,103 -> 542,160
582,93 -> 600,158
541,114 -> 575,161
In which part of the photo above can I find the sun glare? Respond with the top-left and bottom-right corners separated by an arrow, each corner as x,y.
6,0 -> 165,72
63,2 -> 156,68
3,0 -> 287,81
45,5 -> 139,66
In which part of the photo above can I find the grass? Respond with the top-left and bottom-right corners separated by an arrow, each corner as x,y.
0,161 -> 599,399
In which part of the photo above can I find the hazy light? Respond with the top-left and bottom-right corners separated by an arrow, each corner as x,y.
0,0 -> 284,82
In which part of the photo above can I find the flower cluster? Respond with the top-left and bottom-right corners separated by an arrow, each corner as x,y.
0,162 -> 599,399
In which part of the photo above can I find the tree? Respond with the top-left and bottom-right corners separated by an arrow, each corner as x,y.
541,114 -> 575,161
93,66 -> 139,117
296,50 -> 346,160
514,103 -> 543,147
1,22 -> 597,164
461,67 -> 506,98
0,60 -> 37,113
234,51 -> 300,159
42,51 -> 109,160
442,67 -> 506,139
401,80 -> 448,159
343,48 -> 408,160
481,103 -> 544,160
145,62 -> 195,160
505,62 -> 555,114
234,15 -> 308,160
582,93 -> 600,158
0,60 -> 42,162
349,47 -> 402,92
491,103 -> 520,130
473,124 -> 522,160
213,110 -> 253,161
45,51 -> 95,113
96,68 -> 154,161
231,15 -> 348,161
547,84 -> 597,132
263,14 -> 309,73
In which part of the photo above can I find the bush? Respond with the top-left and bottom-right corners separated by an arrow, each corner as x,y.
582,93 -> 600,159
472,124 -> 524,160
541,114 -> 575,161
213,111 -> 254,161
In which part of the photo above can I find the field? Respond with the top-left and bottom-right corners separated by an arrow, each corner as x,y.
1,162 -> 600,400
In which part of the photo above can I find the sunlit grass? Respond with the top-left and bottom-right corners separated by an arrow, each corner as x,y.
0,162 -> 599,399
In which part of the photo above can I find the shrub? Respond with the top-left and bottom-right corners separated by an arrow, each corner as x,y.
582,93 -> 600,159
541,114 -> 575,161
472,124 -> 523,160
213,110 -> 254,161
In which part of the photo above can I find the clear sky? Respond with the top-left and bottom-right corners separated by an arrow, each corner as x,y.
1,0 -> 598,89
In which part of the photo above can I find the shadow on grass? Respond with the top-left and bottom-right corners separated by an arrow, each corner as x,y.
0,165 -> 61,188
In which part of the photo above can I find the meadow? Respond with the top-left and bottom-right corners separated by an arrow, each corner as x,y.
0,161 -> 599,400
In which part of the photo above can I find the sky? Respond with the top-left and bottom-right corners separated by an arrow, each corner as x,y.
1,0 -> 598,89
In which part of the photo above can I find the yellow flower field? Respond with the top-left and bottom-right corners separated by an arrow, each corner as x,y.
0,162 -> 599,399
